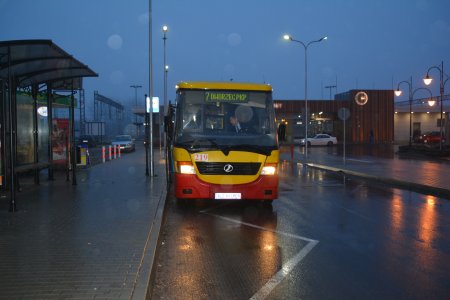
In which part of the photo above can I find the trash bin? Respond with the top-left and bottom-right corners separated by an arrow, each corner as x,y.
76,145 -> 88,167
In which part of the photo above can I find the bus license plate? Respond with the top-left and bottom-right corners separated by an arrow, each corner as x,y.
215,193 -> 241,200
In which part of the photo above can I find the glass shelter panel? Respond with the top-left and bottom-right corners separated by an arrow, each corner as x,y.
16,93 -> 34,165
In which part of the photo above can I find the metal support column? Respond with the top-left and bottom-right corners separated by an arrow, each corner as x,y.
7,46 -> 17,212
144,94 -> 149,176
32,84 -> 39,185
70,85 -> 77,185
79,89 -> 85,136
47,83 -> 54,180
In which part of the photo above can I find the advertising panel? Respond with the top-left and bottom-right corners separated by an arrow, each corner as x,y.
52,118 -> 69,164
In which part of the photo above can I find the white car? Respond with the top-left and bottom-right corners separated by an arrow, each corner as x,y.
111,135 -> 136,152
300,134 -> 337,146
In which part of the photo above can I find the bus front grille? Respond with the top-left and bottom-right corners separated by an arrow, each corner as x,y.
196,162 -> 261,175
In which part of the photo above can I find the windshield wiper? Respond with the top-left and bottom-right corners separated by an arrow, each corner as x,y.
176,138 -> 219,150
175,139 -> 276,156
226,144 -> 276,156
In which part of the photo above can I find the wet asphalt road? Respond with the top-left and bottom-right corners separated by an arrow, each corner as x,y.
150,161 -> 450,300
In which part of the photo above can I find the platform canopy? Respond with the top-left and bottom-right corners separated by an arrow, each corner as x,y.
0,39 -> 97,89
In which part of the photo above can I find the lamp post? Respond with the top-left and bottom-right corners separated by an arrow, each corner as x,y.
130,85 -> 142,137
148,0 -> 154,176
324,85 -> 336,100
165,65 -> 169,101
394,77 -> 413,146
162,25 -> 168,150
162,25 -> 168,114
423,61 -> 449,151
283,34 -> 327,160
395,79 -> 433,146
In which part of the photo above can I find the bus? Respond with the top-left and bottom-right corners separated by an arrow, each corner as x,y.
169,81 -> 279,203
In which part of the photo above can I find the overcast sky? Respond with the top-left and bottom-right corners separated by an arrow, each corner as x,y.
1,0 -> 449,106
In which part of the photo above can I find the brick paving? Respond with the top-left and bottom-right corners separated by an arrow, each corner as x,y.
0,147 -> 167,300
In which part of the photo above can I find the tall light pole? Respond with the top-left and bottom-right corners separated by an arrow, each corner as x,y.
162,25 -> 168,149
283,34 -> 327,160
148,0 -> 154,176
395,80 -> 433,146
162,25 -> 168,114
324,85 -> 336,100
130,85 -> 142,137
394,77 -> 413,146
423,61 -> 449,151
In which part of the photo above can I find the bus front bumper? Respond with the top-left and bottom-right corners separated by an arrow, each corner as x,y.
175,174 -> 278,200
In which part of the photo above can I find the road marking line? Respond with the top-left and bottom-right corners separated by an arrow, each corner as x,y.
207,214 -> 317,243
201,210 -> 319,299
346,158 -> 373,163
250,240 -> 319,300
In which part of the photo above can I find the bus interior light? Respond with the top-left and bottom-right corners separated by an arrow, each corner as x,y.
178,162 -> 196,174
261,164 -> 277,175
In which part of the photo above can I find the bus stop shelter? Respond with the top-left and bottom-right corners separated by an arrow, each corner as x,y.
0,39 -> 97,211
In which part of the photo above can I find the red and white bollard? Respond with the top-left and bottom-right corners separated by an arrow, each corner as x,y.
114,145 -> 117,159
102,146 -> 106,163
108,145 -> 112,161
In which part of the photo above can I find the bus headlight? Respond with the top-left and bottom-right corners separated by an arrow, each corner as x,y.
261,163 -> 277,175
178,162 -> 196,174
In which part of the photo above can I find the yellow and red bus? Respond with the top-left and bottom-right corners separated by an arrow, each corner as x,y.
170,81 -> 279,203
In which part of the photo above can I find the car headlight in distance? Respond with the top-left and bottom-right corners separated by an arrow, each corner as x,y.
178,161 -> 196,174
261,163 -> 277,175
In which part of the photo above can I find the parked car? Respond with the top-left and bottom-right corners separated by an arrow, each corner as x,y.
418,131 -> 445,144
299,134 -> 337,146
111,135 -> 135,152
77,135 -> 97,148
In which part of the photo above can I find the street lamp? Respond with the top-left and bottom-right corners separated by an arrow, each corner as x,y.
395,78 -> 433,146
162,25 -> 168,114
423,61 -> 450,151
130,84 -> 142,137
324,85 -> 336,100
165,65 -> 169,107
283,34 -> 327,160
162,25 -> 168,149
394,77 -> 413,146
148,0 -> 154,176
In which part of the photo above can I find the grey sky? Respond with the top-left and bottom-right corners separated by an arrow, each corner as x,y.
1,0 -> 449,105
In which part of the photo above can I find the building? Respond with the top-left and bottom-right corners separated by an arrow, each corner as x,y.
275,89 -> 394,144
394,95 -> 449,144
275,89 -> 449,145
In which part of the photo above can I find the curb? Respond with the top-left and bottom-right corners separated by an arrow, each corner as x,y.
130,178 -> 168,300
307,163 -> 450,200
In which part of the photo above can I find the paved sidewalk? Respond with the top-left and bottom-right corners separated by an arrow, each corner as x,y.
280,144 -> 450,199
0,147 -> 167,299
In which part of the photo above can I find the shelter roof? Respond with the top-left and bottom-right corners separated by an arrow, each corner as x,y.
0,39 -> 97,89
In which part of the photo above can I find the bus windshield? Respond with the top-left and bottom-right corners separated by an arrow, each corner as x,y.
174,89 -> 277,155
